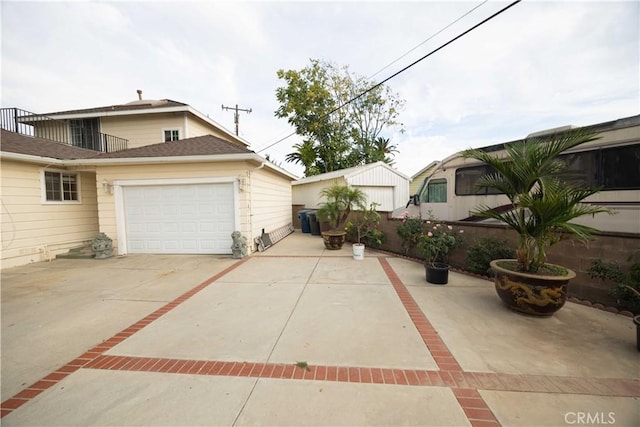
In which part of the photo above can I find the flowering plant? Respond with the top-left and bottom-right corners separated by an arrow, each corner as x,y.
396,212 -> 424,255
417,221 -> 464,265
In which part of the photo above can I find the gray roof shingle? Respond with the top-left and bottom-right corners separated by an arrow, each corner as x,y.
43,99 -> 188,116
1,131 -> 253,161
1,130 -> 101,159
96,134 -> 253,158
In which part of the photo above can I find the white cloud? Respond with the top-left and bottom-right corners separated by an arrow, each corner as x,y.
1,0 -> 637,179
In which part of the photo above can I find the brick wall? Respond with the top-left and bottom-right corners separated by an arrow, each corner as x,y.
376,213 -> 640,308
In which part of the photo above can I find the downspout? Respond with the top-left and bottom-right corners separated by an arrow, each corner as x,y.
245,162 -> 265,247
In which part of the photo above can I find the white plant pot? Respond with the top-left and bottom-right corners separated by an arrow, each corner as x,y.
352,243 -> 365,260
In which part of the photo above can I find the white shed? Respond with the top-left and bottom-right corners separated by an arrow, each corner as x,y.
292,162 -> 410,212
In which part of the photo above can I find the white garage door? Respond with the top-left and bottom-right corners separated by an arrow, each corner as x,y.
123,183 -> 235,254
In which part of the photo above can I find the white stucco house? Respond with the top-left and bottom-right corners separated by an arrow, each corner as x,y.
292,161 -> 410,212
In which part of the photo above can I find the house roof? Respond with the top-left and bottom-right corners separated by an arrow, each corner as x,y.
42,99 -> 188,116
1,130 -> 299,180
35,97 -> 251,148
292,161 -> 410,185
0,129 -> 101,160
95,134 -> 252,158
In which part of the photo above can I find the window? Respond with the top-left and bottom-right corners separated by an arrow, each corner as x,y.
423,179 -> 447,202
560,151 -> 598,188
455,165 -> 502,196
601,144 -> 640,190
560,143 -> 640,190
164,129 -> 180,142
44,171 -> 79,202
69,118 -> 100,150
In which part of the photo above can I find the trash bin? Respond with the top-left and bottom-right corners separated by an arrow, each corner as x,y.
307,211 -> 321,236
298,210 -> 311,233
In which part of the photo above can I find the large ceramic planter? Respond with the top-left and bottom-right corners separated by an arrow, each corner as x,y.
425,262 -> 449,285
490,259 -> 576,316
322,231 -> 346,250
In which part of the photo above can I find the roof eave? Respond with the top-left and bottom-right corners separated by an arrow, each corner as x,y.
0,151 -> 69,165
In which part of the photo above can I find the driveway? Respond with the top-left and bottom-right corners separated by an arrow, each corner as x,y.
2,233 -> 638,426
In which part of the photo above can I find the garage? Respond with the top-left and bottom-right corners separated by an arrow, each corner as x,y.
122,182 -> 235,254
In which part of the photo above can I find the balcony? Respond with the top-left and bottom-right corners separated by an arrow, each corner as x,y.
0,107 -> 128,153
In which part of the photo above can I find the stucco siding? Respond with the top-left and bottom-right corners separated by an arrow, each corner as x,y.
249,167 -> 292,240
1,160 -> 99,268
96,162 -> 256,254
100,113 -> 185,148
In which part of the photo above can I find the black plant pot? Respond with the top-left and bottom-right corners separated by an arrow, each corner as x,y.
425,263 -> 449,285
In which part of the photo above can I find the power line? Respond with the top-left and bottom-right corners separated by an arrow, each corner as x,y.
367,0 -> 489,80
257,0 -> 521,154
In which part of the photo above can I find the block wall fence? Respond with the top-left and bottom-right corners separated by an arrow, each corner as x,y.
292,205 -> 640,310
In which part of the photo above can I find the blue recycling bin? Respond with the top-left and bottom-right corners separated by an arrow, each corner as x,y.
298,210 -> 311,233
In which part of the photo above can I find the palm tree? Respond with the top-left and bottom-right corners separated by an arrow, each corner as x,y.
372,136 -> 399,165
285,140 -> 319,176
462,129 -> 611,273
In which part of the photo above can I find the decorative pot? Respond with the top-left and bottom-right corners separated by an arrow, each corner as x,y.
426,262 -> 449,285
490,259 -> 576,316
634,315 -> 640,352
322,231 -> 346,250
352,243 -> 365,260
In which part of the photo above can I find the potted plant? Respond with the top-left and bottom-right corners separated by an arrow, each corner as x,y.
345,202 -> 384,260
462,129 -> 611,315
417,220 -> 464,284
317,184 -> 367,250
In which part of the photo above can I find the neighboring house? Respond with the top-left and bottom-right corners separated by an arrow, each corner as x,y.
7,92 -> 249,153
1,129 -> 296,269
409,161 -> 439,196
292,162 -> 410,212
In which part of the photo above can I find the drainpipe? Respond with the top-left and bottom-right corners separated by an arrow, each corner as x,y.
245,162 -> 265,244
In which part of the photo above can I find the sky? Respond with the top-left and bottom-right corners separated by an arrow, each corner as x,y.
1,1 -> 638,178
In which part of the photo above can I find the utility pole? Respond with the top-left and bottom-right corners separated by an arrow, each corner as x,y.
221,104 -> 252,135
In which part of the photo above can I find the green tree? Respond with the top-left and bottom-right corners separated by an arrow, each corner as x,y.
275,59 -> 404,176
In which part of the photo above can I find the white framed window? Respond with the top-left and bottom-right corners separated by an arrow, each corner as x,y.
163,129 -> 180,142
41,169 -> 81,203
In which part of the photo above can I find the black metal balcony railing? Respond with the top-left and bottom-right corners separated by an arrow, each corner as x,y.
0,107 -> 128,153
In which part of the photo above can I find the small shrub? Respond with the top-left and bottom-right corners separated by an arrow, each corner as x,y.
587,255 -> 640,313
396,214 -> 424,255
465,237 -> 516,277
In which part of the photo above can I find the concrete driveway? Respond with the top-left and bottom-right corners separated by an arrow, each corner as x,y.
2,233 -> 638,426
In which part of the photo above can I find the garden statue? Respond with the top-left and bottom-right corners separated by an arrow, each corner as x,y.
231,231 -> 248,259
92,232 -> 113,259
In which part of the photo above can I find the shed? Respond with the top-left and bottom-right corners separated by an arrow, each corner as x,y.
292,162 -> 410,212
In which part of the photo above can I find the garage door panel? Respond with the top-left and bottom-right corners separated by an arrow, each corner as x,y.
123,183 -> 235,254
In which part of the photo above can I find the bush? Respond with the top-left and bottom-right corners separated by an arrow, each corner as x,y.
465,237 -> 516,277
587,255 -> 640,314
396,215 -> 424,255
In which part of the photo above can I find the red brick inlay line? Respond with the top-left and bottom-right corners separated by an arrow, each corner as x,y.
378,257 -> 463,372
79,355 -> 640,397
0,257 -> 250,419
377,257 -> 499,425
